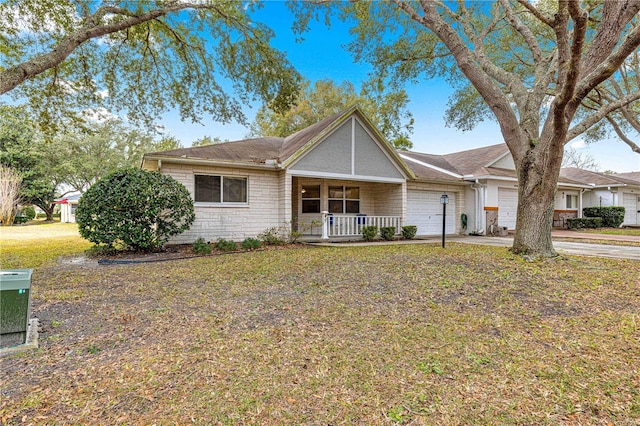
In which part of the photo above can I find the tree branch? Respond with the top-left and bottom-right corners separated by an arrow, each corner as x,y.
573,1 -> 640,105
606,115 -> 640,154
0,2 -> 231,95
517,0 -> 553,27
499,0 -> 543,63
567,90 -> 640,141
389,0 -> 523,155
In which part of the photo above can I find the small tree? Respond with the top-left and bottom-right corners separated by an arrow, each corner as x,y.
76,168 -> 195,251
0,165 -> 22,225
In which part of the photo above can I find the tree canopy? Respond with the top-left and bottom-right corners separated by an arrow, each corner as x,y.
53,119 -> 169,192
249,79 -> 414,150
292,0 -> 640,257
0,0 -> 300,133
0,104 -> 58,219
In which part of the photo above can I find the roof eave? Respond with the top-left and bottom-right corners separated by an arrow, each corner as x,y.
142,155 -> 281,171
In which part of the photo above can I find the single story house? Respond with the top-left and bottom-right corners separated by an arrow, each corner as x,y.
560,168 -> 640,226
141,105 -> 640,242
53,193 -> 81,223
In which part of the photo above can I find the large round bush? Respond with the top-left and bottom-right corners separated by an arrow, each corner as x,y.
76,168 -> 195,251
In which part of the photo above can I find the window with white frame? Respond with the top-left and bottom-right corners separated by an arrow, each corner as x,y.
195,175 -> 247,203
566,194 -> 578,209
301,185 -> 321,213
328,186 -> 360,214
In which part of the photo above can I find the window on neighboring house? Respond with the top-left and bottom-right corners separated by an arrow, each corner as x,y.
195,175 -> 247,203
301,185 -> 321,213
328,186 -> 360,214
566,194 -> 578,209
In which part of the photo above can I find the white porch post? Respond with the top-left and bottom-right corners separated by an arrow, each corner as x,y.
578,190 -> 584,218
280,171 -> 292,225
321,211 -> 329,240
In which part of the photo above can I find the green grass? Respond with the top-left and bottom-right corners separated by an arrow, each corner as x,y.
577,227 -> 640,236
1,230 -> 639,424
0,222 -> 92,268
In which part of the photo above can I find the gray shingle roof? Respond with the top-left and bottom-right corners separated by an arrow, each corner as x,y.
560,168 -> 640,187
144,106 -> 359,165
143,111 -> 637,186
145,137 -> 284,164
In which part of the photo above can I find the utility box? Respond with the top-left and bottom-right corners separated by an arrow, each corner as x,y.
1,269 -> 33,348
497,226 -> 509,237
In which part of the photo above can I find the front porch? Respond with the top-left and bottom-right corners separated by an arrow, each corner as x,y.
290,176 -> 404,239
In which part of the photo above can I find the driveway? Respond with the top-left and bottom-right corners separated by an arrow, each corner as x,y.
450,235 -> 640,261
311,234 -> 640,261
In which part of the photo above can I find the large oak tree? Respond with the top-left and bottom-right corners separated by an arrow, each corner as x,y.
0,0 -> 300,132
294,0 -> 640,257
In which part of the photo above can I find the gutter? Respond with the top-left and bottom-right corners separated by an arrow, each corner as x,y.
142,155 -> 281,171
470,180 -> 485,235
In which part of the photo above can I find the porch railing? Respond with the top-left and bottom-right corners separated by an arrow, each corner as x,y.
321,212 -> 401,239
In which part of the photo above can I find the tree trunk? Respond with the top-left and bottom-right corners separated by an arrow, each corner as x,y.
37,203 -> 55,222
511,145 -> 562,257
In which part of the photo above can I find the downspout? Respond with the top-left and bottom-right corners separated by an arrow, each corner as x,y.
471,180 -> 485,235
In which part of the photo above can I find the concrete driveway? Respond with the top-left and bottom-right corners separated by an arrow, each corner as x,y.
450,235 -> 640,261
310,231 -> 640,261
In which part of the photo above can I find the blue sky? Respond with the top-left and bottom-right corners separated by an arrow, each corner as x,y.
161,1 -> 640,173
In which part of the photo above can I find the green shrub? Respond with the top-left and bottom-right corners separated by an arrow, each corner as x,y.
362,225 -> 378,242
76,168 -> 195,251
402,225 -> 417,240
380,226 -> 396,241
12,215 -> 28,224
566,217 -> 602,230
215,238 -> 238,251
242,238 -> 262,250
21,206 -> 36,220
192,237 -> 211,255
582,206 -> 625,228
258,227 -> 286,245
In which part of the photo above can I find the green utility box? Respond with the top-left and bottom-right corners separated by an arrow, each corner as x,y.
0,269 -> 33,348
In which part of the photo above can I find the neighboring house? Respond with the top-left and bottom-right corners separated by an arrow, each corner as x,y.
400,144 -> 594,233
141,105 -> 640,243
53,193 -> 81,223
560,169 -> 640,226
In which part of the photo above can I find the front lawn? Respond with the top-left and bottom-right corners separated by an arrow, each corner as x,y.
1,234 -> 639,424
0,222 -> 92,268
578,227 -> 640,236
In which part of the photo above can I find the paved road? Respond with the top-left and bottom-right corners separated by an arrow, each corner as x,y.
449,236 -> 640,261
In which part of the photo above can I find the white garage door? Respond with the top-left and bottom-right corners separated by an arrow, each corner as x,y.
622,193 -> 639,225
406,191 -> 456,235
498,188 -> 518,230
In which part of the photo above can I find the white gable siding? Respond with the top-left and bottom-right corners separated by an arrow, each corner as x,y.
491,154 -> 516,169
354,121 -> 404,179
290,117 -> 405,181
290,121 -> 352,174
160,162 -> 283,243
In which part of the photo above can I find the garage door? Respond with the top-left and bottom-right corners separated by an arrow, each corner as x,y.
498,188 -> 518,230
406,191 -> 456,235
622,192 -> 639,225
